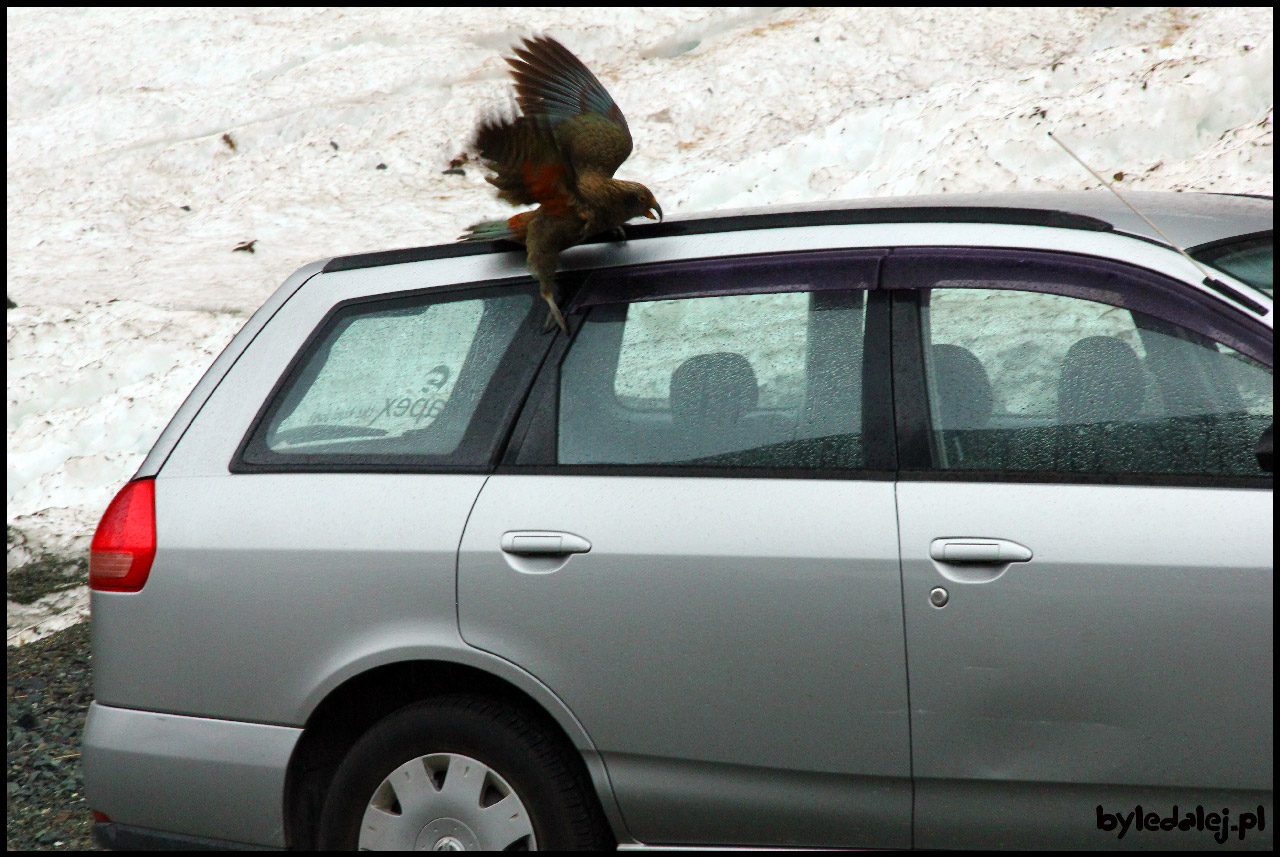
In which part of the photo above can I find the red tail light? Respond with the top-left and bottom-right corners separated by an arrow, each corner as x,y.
89,478 -> 157,592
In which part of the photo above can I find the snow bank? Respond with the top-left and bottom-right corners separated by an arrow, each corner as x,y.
5,7 -> 1273,642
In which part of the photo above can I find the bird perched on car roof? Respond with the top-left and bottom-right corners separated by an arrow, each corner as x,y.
460,35 -> 662,334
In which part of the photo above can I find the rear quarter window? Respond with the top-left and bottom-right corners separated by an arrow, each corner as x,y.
236,285 -> 538,470
270,300 -> 483,450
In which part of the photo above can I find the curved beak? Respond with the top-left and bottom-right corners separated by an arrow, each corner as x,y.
646,202 -> 664,222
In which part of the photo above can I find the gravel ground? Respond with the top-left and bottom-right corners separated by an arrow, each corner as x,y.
7,620 -> 102,851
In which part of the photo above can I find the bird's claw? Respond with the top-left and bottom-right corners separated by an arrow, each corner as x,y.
610,226 -> 627,243
542,302 -> 570,336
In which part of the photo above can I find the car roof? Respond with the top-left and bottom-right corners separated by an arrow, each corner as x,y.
323,191 -> 1272,274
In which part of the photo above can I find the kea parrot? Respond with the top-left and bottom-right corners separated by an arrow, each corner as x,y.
460,36 -> 662,334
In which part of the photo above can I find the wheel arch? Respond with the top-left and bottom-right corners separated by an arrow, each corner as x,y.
282,655 -> 628,849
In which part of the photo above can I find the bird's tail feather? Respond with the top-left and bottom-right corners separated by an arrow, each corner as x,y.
458,218 -> 517,242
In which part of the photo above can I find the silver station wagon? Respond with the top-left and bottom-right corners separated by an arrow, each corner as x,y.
84,192 -> 1273,850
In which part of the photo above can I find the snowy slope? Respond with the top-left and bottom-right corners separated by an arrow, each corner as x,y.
5,7 -> 1273,643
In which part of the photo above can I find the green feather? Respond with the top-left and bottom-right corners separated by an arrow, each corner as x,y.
459,219 -> 516,242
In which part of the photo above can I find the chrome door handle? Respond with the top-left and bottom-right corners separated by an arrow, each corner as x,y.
929,538 -> 1033,564
501,531 -> 592,555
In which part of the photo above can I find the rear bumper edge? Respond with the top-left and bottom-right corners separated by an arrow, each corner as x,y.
83,701 -> 301,848
93,820 -> 283,851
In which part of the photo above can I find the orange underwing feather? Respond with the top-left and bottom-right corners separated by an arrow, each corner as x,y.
473,115 -> 569,209
520,162 -> 573,216
505,209 -> 536,239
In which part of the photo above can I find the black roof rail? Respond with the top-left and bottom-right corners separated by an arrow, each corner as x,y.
1207,192 -> 1274,201
322,206 -> 1115,273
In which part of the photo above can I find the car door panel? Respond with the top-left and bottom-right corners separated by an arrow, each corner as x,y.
899,480 -> 1273,848
460,255 -> 910,847
459,475 -> 910,847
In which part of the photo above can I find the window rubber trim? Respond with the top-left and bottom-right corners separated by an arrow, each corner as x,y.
889,289 -> 934,471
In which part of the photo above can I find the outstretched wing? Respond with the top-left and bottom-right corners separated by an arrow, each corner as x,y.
474,114 -> 575,216
506,36 -> 633,177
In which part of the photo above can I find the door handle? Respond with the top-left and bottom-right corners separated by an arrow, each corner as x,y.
929,538 -> 1033,564
501,531 -> 592,555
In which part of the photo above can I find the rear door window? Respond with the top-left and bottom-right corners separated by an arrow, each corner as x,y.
554,252 -> 882,470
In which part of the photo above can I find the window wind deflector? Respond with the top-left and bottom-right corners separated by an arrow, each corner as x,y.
1202,276 -> 1269,316
1188,230 -> 1273,298
571,249 -> 883,309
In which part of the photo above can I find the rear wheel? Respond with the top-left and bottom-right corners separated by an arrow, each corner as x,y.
317,694 -> 612,851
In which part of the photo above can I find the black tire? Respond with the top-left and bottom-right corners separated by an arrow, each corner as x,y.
317,694 -> 613,851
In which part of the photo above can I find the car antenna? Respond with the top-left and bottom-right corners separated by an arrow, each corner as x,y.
1046,131 -> 1268,314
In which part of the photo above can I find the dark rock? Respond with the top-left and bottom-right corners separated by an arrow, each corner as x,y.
7,622 -> 97,849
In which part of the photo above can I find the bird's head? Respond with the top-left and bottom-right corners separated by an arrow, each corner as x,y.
618,181 -> 663,223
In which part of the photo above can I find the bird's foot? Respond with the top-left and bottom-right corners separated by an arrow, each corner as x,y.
609,226 -> 628,243
542,299 -> 569,335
